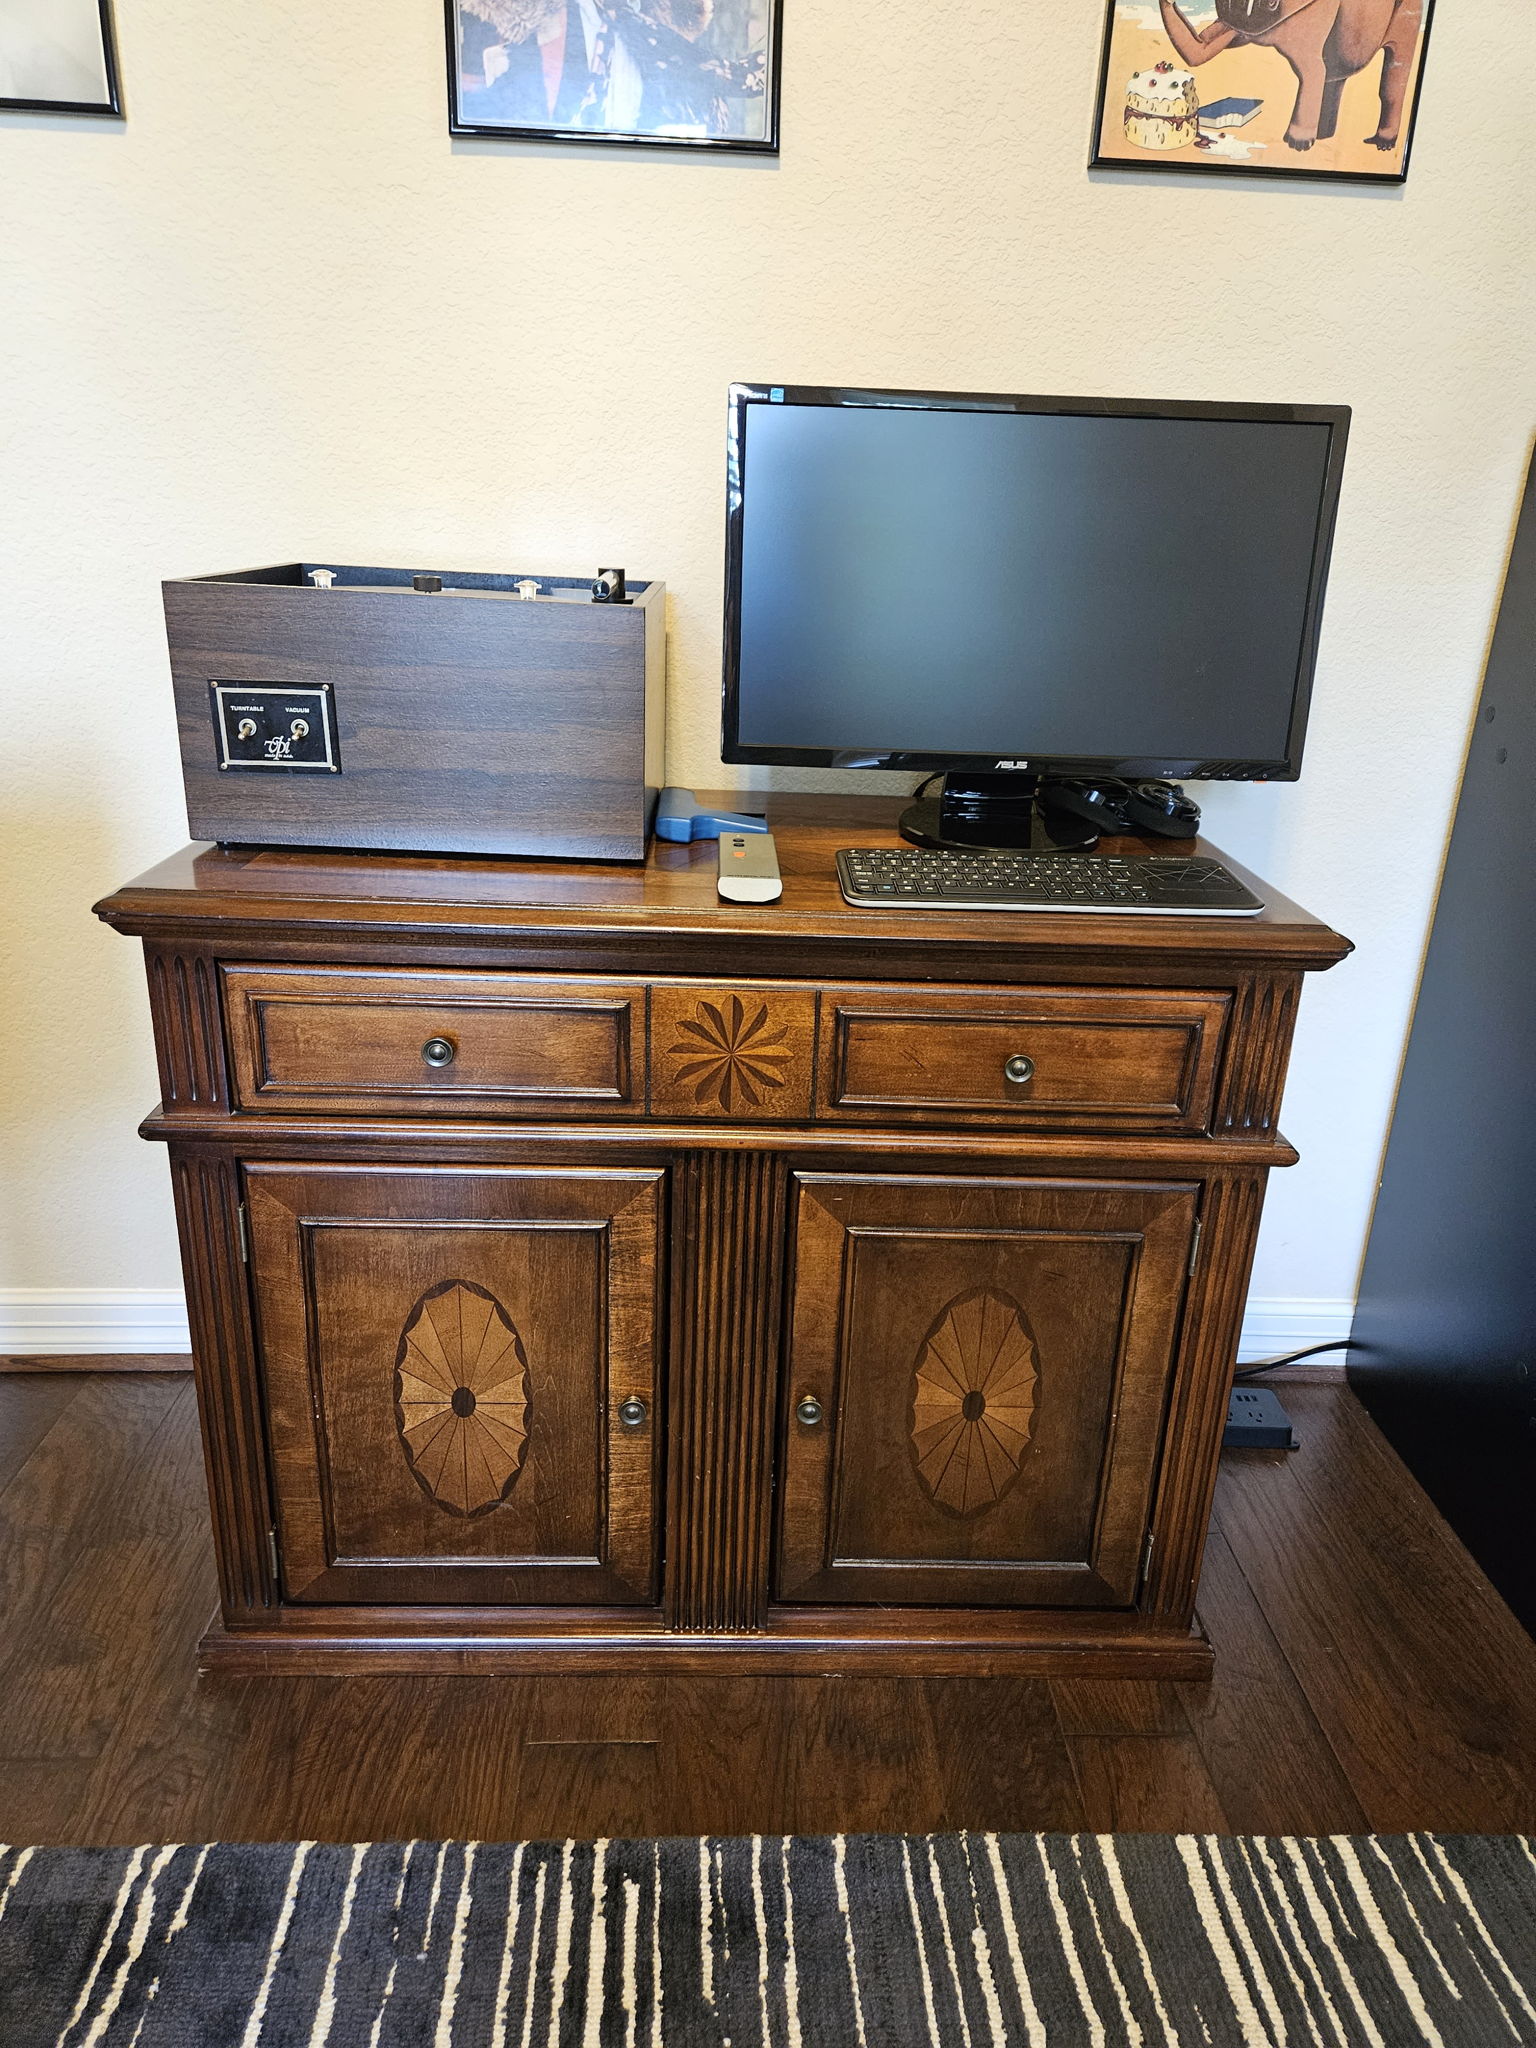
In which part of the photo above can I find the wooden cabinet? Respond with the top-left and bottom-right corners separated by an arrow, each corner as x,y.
776,1174 -> 1197,1607
97,793 -> 1349,1677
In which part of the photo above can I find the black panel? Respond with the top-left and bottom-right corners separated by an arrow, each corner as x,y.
1349,450 -> 1536,1636
211,682 -> 339,774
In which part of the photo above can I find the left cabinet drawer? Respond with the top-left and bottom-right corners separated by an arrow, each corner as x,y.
222,967 -> 644,1117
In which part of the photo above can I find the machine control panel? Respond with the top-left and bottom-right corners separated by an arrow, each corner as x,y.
211,682 -> 339,772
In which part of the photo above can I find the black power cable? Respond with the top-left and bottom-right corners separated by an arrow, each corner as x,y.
1233,1339 -> 1351,1383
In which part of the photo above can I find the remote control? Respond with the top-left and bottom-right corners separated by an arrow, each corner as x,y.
717,830 -> 782,903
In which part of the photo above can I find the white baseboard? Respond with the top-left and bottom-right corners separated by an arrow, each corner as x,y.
0,1287 -> 1354,1365
0,1289 -> 192,1355
1236,1297 -> 1355,1365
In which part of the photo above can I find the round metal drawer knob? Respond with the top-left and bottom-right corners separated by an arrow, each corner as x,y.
421,1037 -> 456,1068
618,1396 -> 649,1428
796,1395 -> 824,1427
1003,1054 -> 1036,1086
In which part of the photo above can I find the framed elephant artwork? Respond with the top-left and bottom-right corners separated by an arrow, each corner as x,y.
1090,0 -> 1434,182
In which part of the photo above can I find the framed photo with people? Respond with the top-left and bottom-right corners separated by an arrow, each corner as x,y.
1090,0 -> 1434,184
446,0 -> 780,152
0,0 -> 122,116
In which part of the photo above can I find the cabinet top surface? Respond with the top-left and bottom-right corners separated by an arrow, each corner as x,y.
95,793 -> 1350,969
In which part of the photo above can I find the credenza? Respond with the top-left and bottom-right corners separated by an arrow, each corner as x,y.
96,795 -> 1349,1676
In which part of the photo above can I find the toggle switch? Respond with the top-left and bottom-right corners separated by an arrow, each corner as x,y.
237,718 -> 257,740
290,719 -> 310,740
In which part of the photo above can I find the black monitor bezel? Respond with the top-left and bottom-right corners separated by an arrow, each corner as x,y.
720,382 -> 1351,782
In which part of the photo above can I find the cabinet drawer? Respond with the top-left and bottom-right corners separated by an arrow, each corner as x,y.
223,967 -> 643,1117
819,986 -> 1230,1133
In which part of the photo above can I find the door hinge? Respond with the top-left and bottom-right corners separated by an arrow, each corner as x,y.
1141,1528 -> 1156,1589
1188,1217 -> 1203,1276
267,1527 -> 281,1586
237,1202 -> 250,1264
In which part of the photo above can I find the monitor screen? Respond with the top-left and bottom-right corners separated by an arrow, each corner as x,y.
723,386 -> 1349,779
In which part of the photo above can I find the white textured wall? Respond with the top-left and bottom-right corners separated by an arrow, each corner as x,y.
2,0 -> 1533,1324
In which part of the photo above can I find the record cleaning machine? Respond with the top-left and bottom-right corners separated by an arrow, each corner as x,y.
164,563 -> 664,861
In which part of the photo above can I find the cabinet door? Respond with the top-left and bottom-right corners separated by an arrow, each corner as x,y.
246,1164 -> 663,1605
776,1173 -> 1197,1607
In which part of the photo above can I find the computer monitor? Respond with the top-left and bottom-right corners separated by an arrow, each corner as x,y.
722,382 -> 1350,850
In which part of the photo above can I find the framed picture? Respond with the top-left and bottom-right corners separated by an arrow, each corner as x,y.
1090,0 -> 1433,184
0,0 -> 121,117
446,0 -> 779,152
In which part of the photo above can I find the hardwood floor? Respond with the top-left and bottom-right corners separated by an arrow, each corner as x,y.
1,1374 -> 1533,1845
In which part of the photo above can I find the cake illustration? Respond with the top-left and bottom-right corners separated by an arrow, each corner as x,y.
1124,61 -> 1199,150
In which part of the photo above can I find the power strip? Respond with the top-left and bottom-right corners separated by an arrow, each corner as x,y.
1223,1386 -> 1298,1450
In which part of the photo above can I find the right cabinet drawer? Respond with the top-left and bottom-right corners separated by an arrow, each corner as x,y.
818,985 -> 1231,1133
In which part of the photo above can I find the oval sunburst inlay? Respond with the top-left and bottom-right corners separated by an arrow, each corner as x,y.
393,1279 -> 529,1518
910,1287 -> 1039,1517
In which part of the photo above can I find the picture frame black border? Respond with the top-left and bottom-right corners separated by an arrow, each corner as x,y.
1086,0 -> 1436,187
0,0 -> 123,117
720,381 -> 1352,783
443,0 -> 781,154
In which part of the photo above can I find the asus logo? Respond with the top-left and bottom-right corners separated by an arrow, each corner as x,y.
995,759 -> 1030,770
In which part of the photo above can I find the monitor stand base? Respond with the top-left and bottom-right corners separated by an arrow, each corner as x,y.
899,773 -> 1099,854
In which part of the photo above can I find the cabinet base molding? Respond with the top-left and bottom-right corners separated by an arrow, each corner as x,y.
197,1614 -> 1214,1681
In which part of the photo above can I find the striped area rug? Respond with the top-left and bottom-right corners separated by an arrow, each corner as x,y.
2,1834 -> 1534,2046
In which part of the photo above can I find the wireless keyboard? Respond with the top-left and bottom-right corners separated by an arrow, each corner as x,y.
835,848 -> 1264,916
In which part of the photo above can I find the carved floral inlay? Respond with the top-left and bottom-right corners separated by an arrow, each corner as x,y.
666,995 -> 792,1112
394,1279 -> 529,1517
910,1288 -> 1039,1517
